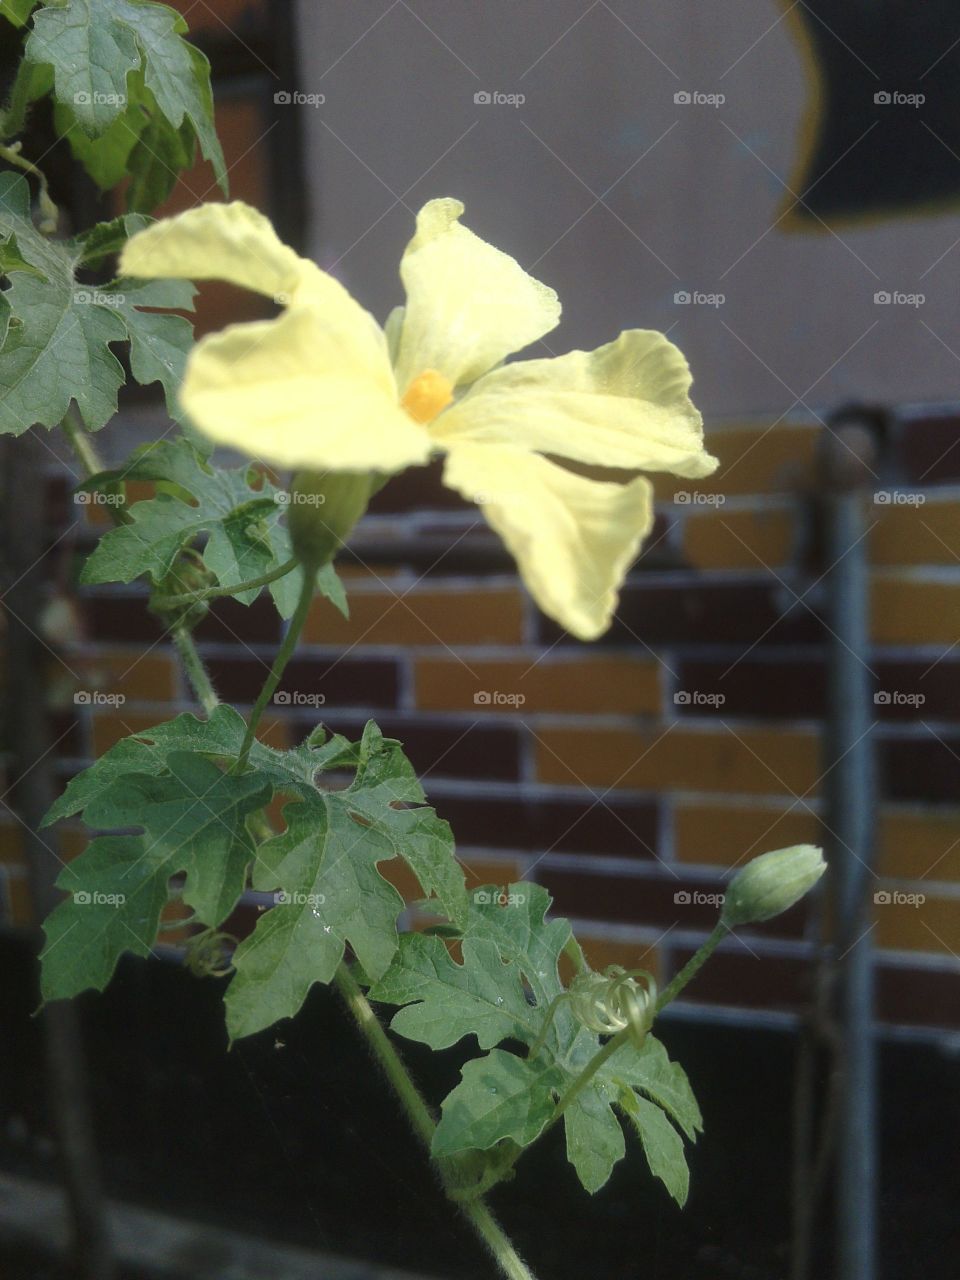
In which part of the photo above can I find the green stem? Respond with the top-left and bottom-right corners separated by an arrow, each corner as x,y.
160,557 -> 299,609
60,409 -> 220,715
172,625 -> 219,716
234,565 -> 315,772
0,140 -> 57,232
655,921 -> 729,1012
333,965 -> 538,1280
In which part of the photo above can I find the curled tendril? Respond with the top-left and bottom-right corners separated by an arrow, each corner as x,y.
528,965 -> 658,1060
183,928 -> 238,979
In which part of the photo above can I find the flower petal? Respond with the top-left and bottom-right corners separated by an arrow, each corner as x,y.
181,308 -> 432,472
394,198 -> 561,392
120,201 -> 310,300
432,329 -> 717,479
443,442 -> 654,641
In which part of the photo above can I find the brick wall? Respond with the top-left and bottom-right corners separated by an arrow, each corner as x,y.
3,411 -> 957,1037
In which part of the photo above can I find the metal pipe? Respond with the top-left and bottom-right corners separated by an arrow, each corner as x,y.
822,413 -> 881,1280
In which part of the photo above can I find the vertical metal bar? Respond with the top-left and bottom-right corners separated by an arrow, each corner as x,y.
824,429 -> 878,1280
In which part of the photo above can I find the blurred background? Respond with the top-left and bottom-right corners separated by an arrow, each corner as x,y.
0,2 -> 958,1278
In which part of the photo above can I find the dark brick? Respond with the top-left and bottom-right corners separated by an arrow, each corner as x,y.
664,946 -> 814,1012
295,713 -> 522,783
433,793 -> 659,858
84,595 -> 169,644
539,869 -> 809,938
880,733 -> 960,803
900,415 -> 960,485
677,657 -> 827,718
537,579 -> 826,647
877,963 -> 960,1029
193,595 -> 281,645
874,661 -> 960,722
203,655 -> 399,709
368,459 -> 466,514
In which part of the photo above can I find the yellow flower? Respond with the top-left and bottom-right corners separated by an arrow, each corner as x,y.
120,198 -> 717,639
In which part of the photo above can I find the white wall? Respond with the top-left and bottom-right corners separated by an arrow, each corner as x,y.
294,0 -> 960,419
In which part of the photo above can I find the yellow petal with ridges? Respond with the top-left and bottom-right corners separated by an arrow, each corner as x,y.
431,329 -> 717,479
443,443 -> 655,641
394,198 -> 561,392
180,308 -> 432,473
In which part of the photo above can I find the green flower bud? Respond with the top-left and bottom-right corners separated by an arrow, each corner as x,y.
288,469 -> 372,569
721,844 -> 825,928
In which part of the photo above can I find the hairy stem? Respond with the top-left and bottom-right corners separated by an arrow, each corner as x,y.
655,921 -> 729,1012
234,565 -> 315,772
60,410 -> 220,714
172,625 -> 219,716
160,557 -> 300,610
333,965 -> 538,1280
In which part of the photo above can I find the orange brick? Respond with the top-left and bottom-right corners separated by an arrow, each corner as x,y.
652,423 -> 818,500
66,649 -> 177,704
534,726 -> 821,796
305,587 -> 525,648
168,0 -> 263,33
674,802 -> 820,866
683,508 -> 796,571
871,577 -> 960,646
871,501 -> 960,567
879,809 -> 960,881
874,892 -> 960,955
415,656 -> 661,716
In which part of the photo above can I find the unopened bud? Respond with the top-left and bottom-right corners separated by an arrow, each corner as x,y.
721,844 -> 825,928
288,470 -> 372,568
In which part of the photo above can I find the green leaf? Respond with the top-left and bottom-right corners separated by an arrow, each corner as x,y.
369,934 -> 533,1050
619,1091 -> 689,1207
79,437 -> 295,596
1,0 -> 36,26
0,174 -> 195,432
41,752 -> 270,1000
225,721 -> 466,1040
74,212 -> 150,267
432,1049 -> 562,1158
375,881 -> 699,1195
26,0 -> 226,197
